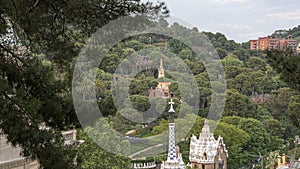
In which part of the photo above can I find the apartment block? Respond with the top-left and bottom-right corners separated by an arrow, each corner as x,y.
250,35 -> 298,51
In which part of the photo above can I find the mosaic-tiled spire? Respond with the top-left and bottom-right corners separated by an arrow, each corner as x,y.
167,99 -> 177,162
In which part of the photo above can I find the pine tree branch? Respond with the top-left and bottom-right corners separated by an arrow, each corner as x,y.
2,92 -> 27,115
27,0 -> 40,12
0,43 -> 25,65
10,0 -> 19,19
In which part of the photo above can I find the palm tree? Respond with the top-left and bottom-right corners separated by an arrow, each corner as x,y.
265,151 -> 278,169
75,77 -> 94,100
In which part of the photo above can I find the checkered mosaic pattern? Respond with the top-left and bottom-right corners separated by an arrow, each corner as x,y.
168,123 -> 177,161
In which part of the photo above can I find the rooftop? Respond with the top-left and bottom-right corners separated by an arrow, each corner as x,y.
156,77 -> 175,83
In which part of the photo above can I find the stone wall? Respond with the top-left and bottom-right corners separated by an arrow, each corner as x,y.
0,133 -> 38,169
0,134 -> 22,163
0,130 -> 78,169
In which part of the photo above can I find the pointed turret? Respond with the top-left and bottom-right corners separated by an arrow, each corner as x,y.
158,58 -> 165,79
189,119 -> 228,169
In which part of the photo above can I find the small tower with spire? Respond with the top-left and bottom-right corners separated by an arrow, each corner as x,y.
161,99 -> 185,169
149,59 -> 174,98
158,58 -> 165,79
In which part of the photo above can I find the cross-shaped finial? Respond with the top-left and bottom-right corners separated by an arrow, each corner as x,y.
168,99 -> 175,113
169,99 -> 174,105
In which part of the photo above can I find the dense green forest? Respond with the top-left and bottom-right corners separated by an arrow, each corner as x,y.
0,0 -> 168,169
76,21 -> 300,168
1,1 -> 300,169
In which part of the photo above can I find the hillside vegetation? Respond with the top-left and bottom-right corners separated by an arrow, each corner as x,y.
88,20 -> 300,168
272,25 -> 300,41
1,3 -> 299,167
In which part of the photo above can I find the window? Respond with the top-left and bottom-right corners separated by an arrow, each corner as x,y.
204,152 -> 207,160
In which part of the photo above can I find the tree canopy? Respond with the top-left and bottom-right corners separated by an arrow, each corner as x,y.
0,0 -> 168,168
1,2 -> 300,168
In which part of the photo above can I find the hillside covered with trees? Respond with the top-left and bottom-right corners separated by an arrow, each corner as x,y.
81,20 -> 300,168
1,1 -> 299,169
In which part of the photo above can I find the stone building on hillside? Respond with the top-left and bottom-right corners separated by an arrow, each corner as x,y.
189,120 -> 228,169
296,43 -> 300,54
0,129 -> 79,169
250,93 -> 271,104
0,131 -> 39,169
148,59 -> 174,98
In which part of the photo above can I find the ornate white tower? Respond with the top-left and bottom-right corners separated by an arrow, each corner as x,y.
167,99 -> 176,162
189,119 -> 228,169
161,99 -> 185,169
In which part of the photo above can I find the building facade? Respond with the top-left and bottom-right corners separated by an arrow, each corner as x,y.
296,43 -> 300,54
0,130 -> 79,169
189,120 -> 228,169
149,59 -> 174,98
289,160 -> 300,169
250,35 -> 298,51
0,131 -> 39,169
